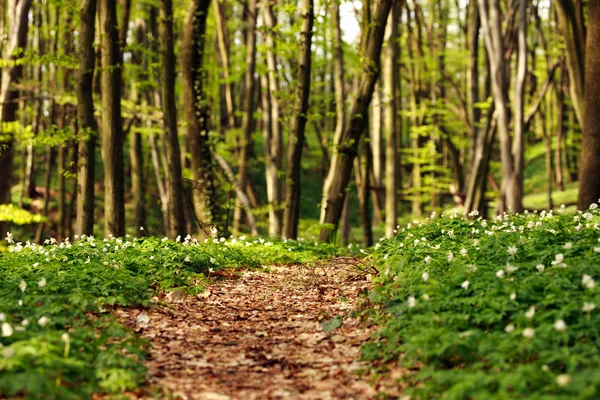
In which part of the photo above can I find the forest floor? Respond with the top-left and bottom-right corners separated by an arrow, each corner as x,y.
115,262 -> 404,400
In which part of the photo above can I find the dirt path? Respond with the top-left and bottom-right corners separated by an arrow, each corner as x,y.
118,262 -> 394,399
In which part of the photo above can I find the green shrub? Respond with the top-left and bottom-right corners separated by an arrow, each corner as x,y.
363,205 -> 600,399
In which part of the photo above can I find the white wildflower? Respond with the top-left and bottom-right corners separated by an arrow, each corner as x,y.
0,313 -> 4,321
37,277 -> 47,288
504,323 -> 515,333
583,302 -> 596,312
407,296 -> 416,308
17,300 -> 22,306
583,212 -> 593,221
184,256 -> 190,263
563,242 -> 573,250
525,306 -> 536,319
461,280 -> 470,290
594,247 -> 600,253
422,294 -> 430,301
447,252 -> 454,262
582,274 -> 596,289
522,327 -> 535,339
496,269 -> 505,279
505,263 -> 518,273
139,226 -> 144,231
422,272 -> 430,282
37,316 -> 50,327
510,292 -> 517,301
536,264 -> 545,272
553,319 -> 567,332
61,333 -> 70,342
556,374 -> 571,386
1,322 -> 13,337
149,255 -> 155,260
424,256 -> 432,264
5,231 -> 14,244
507,246 -> 518,256
19,280 -> 27,292
590,203 -> 598,210
460,247 -> 468,257
21,319 -> 28,327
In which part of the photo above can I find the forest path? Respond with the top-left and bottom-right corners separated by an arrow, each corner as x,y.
118,262 -> 400,400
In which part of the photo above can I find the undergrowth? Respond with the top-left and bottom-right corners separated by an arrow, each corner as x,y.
0,233 -> 350,398
363,204 -> 600,399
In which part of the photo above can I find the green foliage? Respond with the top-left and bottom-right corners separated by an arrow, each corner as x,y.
363,206 -> 600,399
0,205 -> 47,225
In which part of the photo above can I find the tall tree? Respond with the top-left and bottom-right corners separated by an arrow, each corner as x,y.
159,0 -> 186,238
182,0 -> 217,234
319,0 -> 393,242
233,0 -> 258,235
577,1 -> 600,209
282,0 -> 314,239
262,1 -> 283,236
383,1 -> 400,237
478,0 -> 524,214
0,0 -> 33,236
99,0 -> 125,237
555,0 -> 585,130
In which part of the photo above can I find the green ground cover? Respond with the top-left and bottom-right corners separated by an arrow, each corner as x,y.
0,233 -> 348,399
364,205 -> 600,399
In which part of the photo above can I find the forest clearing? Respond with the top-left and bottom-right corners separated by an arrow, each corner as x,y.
1,0 -> 600,398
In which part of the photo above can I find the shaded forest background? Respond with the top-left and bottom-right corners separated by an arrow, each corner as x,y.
0,0 -> 599,245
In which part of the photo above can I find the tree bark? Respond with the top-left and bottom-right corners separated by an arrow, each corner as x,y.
182,0 -> 217,234
159,0 -> 187,238
262,2 -> 284,236
0,0 -> 33,237
99,0 -> 125,237
233,0 -> 258,235
319,0 -> 393,242
555,0 -> 585,130
577,1 -> 600,209
282,0 -> 314,240
75,0 -> 98,237
383,2 -> 400,237
478,0 -> 523,214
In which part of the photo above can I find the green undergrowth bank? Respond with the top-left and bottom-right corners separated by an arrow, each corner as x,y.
0,233 -> 349,399
364,206 -> 600,399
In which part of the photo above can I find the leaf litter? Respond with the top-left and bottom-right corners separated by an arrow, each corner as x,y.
116,261 -> 404,399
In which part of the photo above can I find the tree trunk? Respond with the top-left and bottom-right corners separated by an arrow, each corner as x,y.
383,2 -> 399,237
478,0 -> 523,214
577,1 -> 600,209
555,0 -> 585,130
282,0 -> 314,240
99,0 -> 125,237
467,0 -> 481,175
262,2 -> 283,236
319,0 -> 393,242
233,0 -> 258,235
0,0 -> 33,237
75,0 -> 97,237
213,0 -> 236,131
159,0 -> 186,238
555,62 -> 565,191
182,0 -> 217,234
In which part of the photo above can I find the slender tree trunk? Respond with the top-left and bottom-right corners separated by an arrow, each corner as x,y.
511,0 -> 527,211
262,2 -> 283,236
282,0 -> 314,239
555,0 -> 585,130
233,0 -> 258,234
182,0 -> 217,235
159,0 -> 186,238
35,148 -> 55,243
99,0 -> 125,237
213,0 -> 236,130
383,2 -> 399,237
555,62 -> 565,191
478,0 -> 523,214
577,1 -> 600,209
0,0 -> 33,237
319,0 -> 393,242
75,0 -> 97,237
467,0 -> 481,174
356,133 -> 373,247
